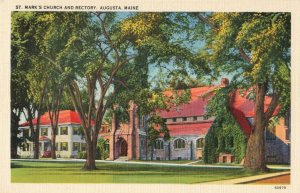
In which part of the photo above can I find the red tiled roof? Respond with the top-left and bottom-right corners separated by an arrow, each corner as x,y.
229,90 -> 280,135
230,90 -> 280,117
158,85 -> 280,137
20,110 -> 93,127
159,86 -> 218,118
165,121 -> 213,136
230,108 -> 252,135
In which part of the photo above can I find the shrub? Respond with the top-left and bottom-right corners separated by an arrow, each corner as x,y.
77,151 -> 87,159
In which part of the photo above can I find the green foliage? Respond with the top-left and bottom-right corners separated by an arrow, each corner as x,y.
96,138 -> 110,160
196,13 -> 290,114
203,87 -> 247,164
147,113 -> 169,146
191,13 -> 290,169
77,151 -> 87,159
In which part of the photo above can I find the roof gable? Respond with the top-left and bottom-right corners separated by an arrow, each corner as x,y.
159,86 -> 218,118
158,85 -> 279,136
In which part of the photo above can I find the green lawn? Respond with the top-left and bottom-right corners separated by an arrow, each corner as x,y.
11,160 -> 282,184
131,160 -> 192,164
191,160 -> 242,166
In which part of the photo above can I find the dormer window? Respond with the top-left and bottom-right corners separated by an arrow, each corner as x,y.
193,116 -> 197,121
182,117 -> 187,121
172,118 -> 176,122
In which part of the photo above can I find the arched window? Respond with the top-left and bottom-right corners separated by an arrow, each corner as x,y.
174,138 -> 185,149
154,140 -> 164,150
196,138 -> 205,149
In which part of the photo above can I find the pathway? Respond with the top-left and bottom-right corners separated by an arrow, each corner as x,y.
201,171 -> 290,184
248,174 -> 290,184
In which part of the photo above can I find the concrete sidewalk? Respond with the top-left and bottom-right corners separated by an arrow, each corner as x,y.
201,171 -> 290,184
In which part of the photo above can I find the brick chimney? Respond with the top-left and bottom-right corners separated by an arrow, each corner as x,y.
220,78 -> 229,87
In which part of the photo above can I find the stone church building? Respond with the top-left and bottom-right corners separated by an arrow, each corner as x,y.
18,78 -> 290,164
99,78 -> 290,164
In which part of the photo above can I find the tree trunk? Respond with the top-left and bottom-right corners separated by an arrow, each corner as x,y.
33,81 -> 48,159
33,129 -> 40,159
11,111 -> 20,158
151,145 -> 153,161
82,139 -> 97,170
244,83 -> 268,171
51,131 -> 57,159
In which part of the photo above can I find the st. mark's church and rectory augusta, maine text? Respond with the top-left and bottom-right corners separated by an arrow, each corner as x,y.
18,5 -> 139,10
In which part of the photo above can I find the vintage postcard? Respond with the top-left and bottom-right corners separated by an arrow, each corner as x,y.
1,0 -> 300,193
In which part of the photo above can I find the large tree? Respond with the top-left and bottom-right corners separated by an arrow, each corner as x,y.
45,73 -> 64,159
195,13 -> 290,171
22,12 -> 168,170
11,12 -> 51,159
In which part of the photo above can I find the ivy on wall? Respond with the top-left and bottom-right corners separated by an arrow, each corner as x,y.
203,86 -> 247,164
96,137 -> 110,160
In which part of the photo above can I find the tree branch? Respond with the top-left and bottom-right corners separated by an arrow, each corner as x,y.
197,14 -> 253,64
264,92 -> 280,121
239,48 -> 252,63
197,13 -> 217,30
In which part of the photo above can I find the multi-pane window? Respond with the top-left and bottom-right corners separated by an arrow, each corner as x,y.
73,127 -> 81,135
193,116 -> 198,121
196,138 -> 205,149
81,143 -> 86,151
61,142 -> 68,151
60,127 -> 68,135
154,140 -> 164,150
172,118 -> 177,122
174,139 -> 185,149
182,117 -> 187,121
41,128 -> 48,136
73,142 -> 80,151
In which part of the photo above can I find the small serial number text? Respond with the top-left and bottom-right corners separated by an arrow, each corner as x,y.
274,186 -> 287,190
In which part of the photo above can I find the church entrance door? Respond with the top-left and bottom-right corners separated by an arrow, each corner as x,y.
120,139 -> 128,156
